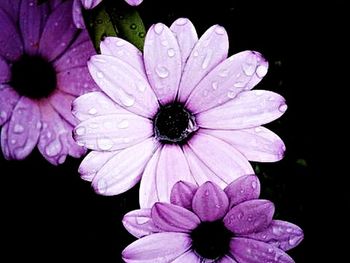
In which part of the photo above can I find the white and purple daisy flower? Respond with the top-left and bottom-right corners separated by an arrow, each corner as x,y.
122,176 -> 303,262
73,18 -> 287,207
0,0 -> 98,164
73,0 -> 143,28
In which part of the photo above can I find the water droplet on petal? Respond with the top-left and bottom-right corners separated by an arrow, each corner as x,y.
97,137 -> 114,150
13,124 -> 24,133
227,91 -> 236,98
257,64 -> 268,78
279,104 -> 288,113
251,181 -> 257,189
175,18 -> 188,26
242,62 -> 256,76
58,155 -> 66,164
36,122 -> 42,130
203,90 -> 209,96
255,90 -> 264,96
161,40 -> 168,46
219,69 -> 229,77
97,71 -> 104,78
215,204 -> 221,208
204,190 -> 209,196
215,26 -> 226,35
193,51 -> 199,57
286,228 -> 293,233
167,48 -> 175,57
155,66 -> 169,78
88,108 -> 97,115
45,140 -> 62,157
237,212 -> 243,219
121,93 -> 135,107
201,49 -> 213,69
254,127 -> 262,133
136,217 -> 150,225
0,111 -> 7,121
118,120 -> 129,129
75,126 -> 86,136
11,139 -> 16,145
154,23 -> 164,34
288,236 -> 299,246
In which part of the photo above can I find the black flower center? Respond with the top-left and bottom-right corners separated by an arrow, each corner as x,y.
10,54 -> 57,99
153,103 -> 197,144
190,220 -> 233,260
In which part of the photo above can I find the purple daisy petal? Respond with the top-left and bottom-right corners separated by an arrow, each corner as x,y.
0,8 -> 23,61
78,150 -> 117,181
49,90 -> 77,126
183,144 -> 228,188
72,0 -> 85,29
144,23 -> 182,105
123,208 -> 160,238
0,0 -> 21,20
6,97 -> 41,160
224,199 -> 275,235
19,0 -> 49,55
122,232 -> 191,263
50,0 -> 65,10
187,133 -> 254,184
125,0 -> 143,6
61,119 -> 87,158
152,202 -> 200,233
230,237 -> 295,263
88,54 -> 159,118
192,181 -> 229,222
202,126 -> 286,162
39,0 -> 78,61
1,122 -> 11,158
100,37 -> 146,78
0,86 -> 20,126
170,18 -> 198,67
91,138 -> 159,195
243,220 -> 304,251
171,250 -> 201,262
0,56 -> 10,83
155,144 -> 197,205
80,0 -> 102,9
170,181 -> 198,210
197,90 -> 287,130
219,255 -> 238,263
186,51 -> 268,114
139,147 -> 161,208
177,24 -> 229,103
74,112 -> 153,151
224,175 -> 260,209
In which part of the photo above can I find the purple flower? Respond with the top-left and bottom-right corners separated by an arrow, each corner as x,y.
0,0 -> 98,164
73,0 -> 143,28
73,18 -> 287,207
122,176 -> 303,262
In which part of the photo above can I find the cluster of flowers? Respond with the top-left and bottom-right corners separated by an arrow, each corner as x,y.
0,1 -> 303,262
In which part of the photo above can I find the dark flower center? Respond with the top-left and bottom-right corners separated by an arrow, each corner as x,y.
190,220 -> 233,260
10,54 -> 57,99
153,102 -> 197,144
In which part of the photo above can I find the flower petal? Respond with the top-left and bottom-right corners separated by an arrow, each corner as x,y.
243,220 -> 304,251
177,25 -> 228,102
49,90 -> 77,126
188,133 -> 254,184
0,56 -> 10,83
0,86 -> 20,126
5,97 -> 41,160
88,54 -> 159,118
139,147 -> 161,208
170,181 -> 198,210
125,0 -> 143,6
224,200 -> 275,235
123,208 -> 161,238
0,0 -> 21,20
72,0 -> 85,29
170,18 -> 198,67
73,113 -> 153,151
171,250 -> 201,263
152,202 -> 200,232
192,181 -> 229,222
186,51 -> 268,114
19,0 -> 49,55
155,144 -> 197,204
183,144 -> 228,188
0,8 -> 23,61
80,0 -> 102,9
144,23 -> 182,105
39,0 -> 78,61
91,138 -> 159,196
219,255 -> 238,263
201,127 -> 285,162
122,232 -> 191,263
197,90 -> 287,129
230,238 -> 295,263
78,150 -> 117,182
1,122 -> 11,158
224,175 -> 260,209
100,37 -> 146,78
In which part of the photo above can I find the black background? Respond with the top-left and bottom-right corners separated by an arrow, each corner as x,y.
1,0 -> 345,262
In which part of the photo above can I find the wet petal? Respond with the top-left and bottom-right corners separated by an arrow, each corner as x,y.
219,255 -> 238,263
122,232 -> 191,263
91,138 -> 159,196
224,200 -> 275,235
230,238 -> 295,263
170,18 -> 198,67
80,0 -> 102,9
1,122 -> 11,158
39,0 -> 78,61
123,209 -> 161,238
0,86 -> 20,126
188,133 -> 254,184
0,56 -> 10,83
0,0 -> 21,20
49,90 -> 77,126
202,127 -> 285,162
171,251 -> 201,263
88,54 -> 159,118
73,113 -> 153,151
144,23 -> 181,105
170,181 -> 198,210
4,97 -> 40,160
72,0 -> 85,29
177,25 -> 228,102
192,181 -> 229,222
186,51 -> 268,114
152,202 -> 200,232
155,144 -> 197,204
243,220 -> 304,251
125,0 -> 143,6
224,175 -> 260,209
197,90 -> 287,129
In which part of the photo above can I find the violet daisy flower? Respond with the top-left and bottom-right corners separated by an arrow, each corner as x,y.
73,0 -> 143,28
0,0 -> 98,164
122,176 -> 303,262
73,18 -> 287,207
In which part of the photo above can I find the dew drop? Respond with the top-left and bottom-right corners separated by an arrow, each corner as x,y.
219,69 -> 229,77
120,94 -> 135,107
257,64 -> 268,78
167,48 -> 175,57
88,108 -> 97,115
201,49 -> 213,69
0,111 -> 7,121
279,104 -> 288,113
268,96 -> 275,101
13,124 -> 24,133
45,141 -> 62,157
136,217 -> 150,225
130,23 -> 137,30
116,40 -> 126,47
154,23 -> 164,34
254,127 -> 262,133
161,40 -> 168,46
58,155 -> 66,164
211,82 -> 218,90
242,62 -> 256,76
11,139 -> 16,145
286,228 -> 293,233
155,66 -> 169,78
97,137 -> 114,150
75,126 -> 86,136
255,90 -> 264,96
118,120 -> 129,129
288,236 -> 299,246
97,71 -> 104,78
203,90 -> 209,96
36,122 -> 42,130
204,190 -> 209,196
237,212 -> 243,219
215,26 -> 225,35
138,32 -> 145,38
193,51 -> 199,57
227,91 -> 236,98
175,18 -> 188,26
251,181 -> 257,189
